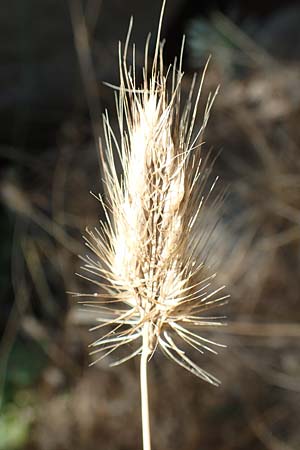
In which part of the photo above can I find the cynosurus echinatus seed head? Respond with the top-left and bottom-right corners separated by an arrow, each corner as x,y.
78,4 -> 228,386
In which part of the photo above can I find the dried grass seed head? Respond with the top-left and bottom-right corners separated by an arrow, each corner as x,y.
79,8 -> 228,385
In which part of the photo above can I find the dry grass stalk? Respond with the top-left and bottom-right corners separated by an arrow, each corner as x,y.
75,1 -> 228,448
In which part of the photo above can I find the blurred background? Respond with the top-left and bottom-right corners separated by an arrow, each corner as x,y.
1,0 -> 300,449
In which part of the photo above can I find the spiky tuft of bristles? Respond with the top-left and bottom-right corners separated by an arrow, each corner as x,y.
77,11 -> 228,386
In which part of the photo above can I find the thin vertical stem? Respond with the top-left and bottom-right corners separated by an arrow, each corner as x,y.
140,322 -> 151,450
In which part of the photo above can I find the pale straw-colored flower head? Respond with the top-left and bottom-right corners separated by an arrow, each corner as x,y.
78,3 -> 228,386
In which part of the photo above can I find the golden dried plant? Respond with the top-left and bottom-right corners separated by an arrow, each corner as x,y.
75,2 -> 228,448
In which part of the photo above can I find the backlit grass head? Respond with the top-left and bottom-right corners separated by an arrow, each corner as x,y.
77,3 -> 228,386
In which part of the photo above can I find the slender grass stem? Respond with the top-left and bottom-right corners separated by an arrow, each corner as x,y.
140,322 -> 151,450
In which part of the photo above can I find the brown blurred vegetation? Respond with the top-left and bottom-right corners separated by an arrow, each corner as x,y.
1,1 -> 300,449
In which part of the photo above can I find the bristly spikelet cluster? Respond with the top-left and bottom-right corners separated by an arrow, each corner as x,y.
77,9 -> 228,386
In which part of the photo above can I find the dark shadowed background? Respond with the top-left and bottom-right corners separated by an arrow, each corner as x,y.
1,0 -> 300,449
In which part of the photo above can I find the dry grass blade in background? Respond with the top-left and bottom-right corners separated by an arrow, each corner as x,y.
75,1 -> 228,448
